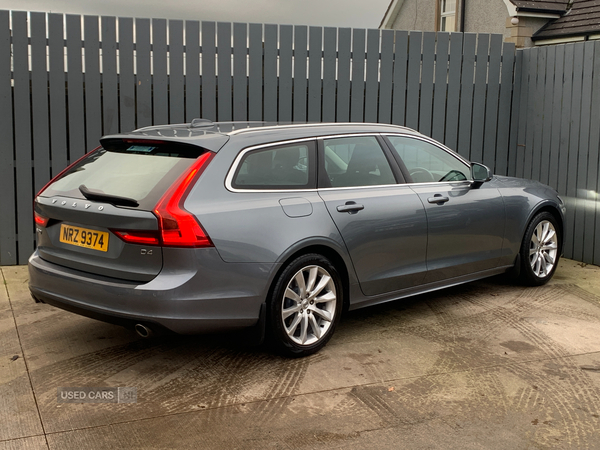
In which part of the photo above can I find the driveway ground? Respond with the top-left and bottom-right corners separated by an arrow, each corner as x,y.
2,259 -> 600,449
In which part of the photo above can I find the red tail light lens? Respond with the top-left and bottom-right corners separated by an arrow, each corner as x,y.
34,212 -> 49,227
112,230 -> 160,246
153,152 -> 215,248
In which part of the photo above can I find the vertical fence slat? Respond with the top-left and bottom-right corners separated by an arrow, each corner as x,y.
469,34 -> 489,163
101,16 -> 119,135
531,48 -> 546,182
264,24 -> 278,122
564,43 -> 585,258
135,19 -> 152,128
66,14 -> 86,160
336,28 -> 351,122
118,17 -> 136,132
248,23 -> 263,121
507,48 -> 522,178
457,33 -> 476,159
391,31 -> 408,126
84,16 -> 102,150
513,49 -> 529,178
278,25 -> 293,122
573,42 -> 594,262
482,34 -> 502,170
30,12 -> 50,193
169,20 -> 185,124
419,32 -> 435,136
378,29 -> 395,124
350,29 -> 366,122
444,33 -> 462,151
322,27 -> 337,122
588,42 -> 600,265
0,10 -> 16,264
557,45 -> 574,200
293,25 -> 308,122
49,14 -> 69,171
548,46 -> 564,189
12,11 -> 34,263
202,21 -> 217,121
364,29 -> 380,123
540,46 -> 556,185
152,19 -> 168,125
405,31 -> 422,130
185,21 -> 201,121
233,22 -> 249,121
522,47 -> 538,179
308,27 -> 323,122
495,42 -> 515,176
217,22 -> 233,121
432,32 -> 449,143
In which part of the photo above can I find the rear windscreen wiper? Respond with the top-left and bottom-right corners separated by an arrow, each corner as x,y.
79,185 -> 139,207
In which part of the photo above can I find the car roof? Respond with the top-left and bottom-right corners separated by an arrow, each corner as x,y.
100,121 -> 423,151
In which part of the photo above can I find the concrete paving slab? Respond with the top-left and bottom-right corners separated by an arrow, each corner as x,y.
0,436 -> 47,450
0,270 -> 44,442
2,259 -> 600,449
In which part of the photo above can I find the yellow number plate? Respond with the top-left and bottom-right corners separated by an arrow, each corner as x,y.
59,224 -> 109,252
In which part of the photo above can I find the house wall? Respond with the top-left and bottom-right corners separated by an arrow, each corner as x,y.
390,0 -> 436,31
463,0 -> 509,37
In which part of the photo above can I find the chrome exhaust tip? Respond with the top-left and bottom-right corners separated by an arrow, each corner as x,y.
134,323 -> 153,338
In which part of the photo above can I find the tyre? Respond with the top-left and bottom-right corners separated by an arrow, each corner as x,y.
519,212 -> 561,286
268,253 -> 343,357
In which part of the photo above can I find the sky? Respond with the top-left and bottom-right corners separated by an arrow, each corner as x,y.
0,0 -> 391,29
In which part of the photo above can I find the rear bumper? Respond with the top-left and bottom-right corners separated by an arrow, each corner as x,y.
28,248 -> 277,334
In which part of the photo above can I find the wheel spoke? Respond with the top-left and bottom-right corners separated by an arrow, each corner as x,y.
299,314 -> 309,344
543,252 -> 555,265
315,290 -> 336,305
309,314 -> 321,339
306,267 -> 318,293
282,303 -> 302,319
294,271 -> 306,297
307,275 -> 332,301
542,228 -> 555,245
285,287 -> 301,303
285,313 -> 302,337
309,305 -> 332,322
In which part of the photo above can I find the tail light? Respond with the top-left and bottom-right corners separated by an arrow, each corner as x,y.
153,152 -> 215,248
113,152 -> 215,248
34,211 -> 49,227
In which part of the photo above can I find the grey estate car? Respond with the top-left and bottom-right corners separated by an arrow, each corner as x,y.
29,121 -> 565,356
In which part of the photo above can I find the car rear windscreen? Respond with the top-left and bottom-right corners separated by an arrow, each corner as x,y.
41,141 -> 209,210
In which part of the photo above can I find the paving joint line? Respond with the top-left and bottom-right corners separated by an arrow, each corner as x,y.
1,268 -> 51,450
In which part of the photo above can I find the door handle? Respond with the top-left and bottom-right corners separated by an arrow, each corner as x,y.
427,194 -> 449,205
336,201 -> 364,214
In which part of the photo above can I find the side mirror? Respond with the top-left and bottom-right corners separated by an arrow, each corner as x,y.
471,163 -> 492,186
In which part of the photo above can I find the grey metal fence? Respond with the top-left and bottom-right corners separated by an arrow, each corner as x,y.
512,41 -> 600,265
0,9 -> 521,265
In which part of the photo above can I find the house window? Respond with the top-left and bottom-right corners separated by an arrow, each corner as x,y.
438,0 -> 456,32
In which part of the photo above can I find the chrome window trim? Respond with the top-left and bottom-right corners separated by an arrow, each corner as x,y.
225,132 -> 475,193
226,133 -> 392,193
225,137 -> 318,193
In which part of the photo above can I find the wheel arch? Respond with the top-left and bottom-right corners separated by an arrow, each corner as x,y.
269,241 -> 354,312
525,202 -> 565,251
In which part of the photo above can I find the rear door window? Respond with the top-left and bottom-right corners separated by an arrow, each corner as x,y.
41,141 -> 208,210
231,141 -> 316,189
321,136 -> 397,188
